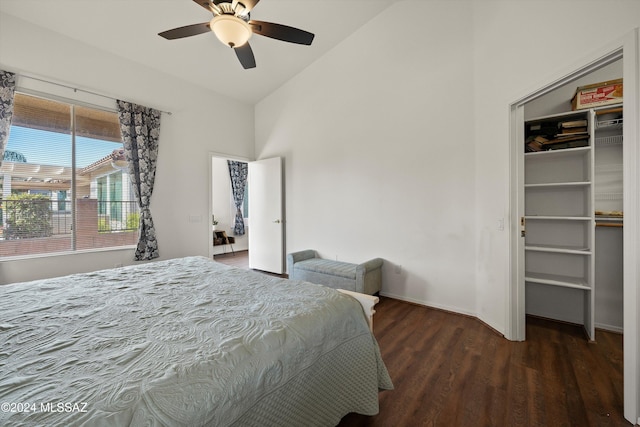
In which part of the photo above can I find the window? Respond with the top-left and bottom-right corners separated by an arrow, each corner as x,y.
0,93 -> 139,257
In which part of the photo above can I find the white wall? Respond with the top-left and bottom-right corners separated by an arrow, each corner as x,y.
256,0 -> 640,335
256,2 -> 478,316
0,12 -> 254,284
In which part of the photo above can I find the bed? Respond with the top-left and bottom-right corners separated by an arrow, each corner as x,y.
0,256 -> 392,426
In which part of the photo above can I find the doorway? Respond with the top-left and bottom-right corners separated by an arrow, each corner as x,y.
508,29 -> 639,424
209,154 -> 285,274
210,155 -> 249,258
523,60 -> 623,338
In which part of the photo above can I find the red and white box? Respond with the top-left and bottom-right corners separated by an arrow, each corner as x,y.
571,79 -> 623,110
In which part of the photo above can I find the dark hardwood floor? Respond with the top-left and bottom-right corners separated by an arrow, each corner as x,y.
340,298 -> 626,427
214,250 -> 250,269
214,250 -> 287,278
213,251 -> 628,426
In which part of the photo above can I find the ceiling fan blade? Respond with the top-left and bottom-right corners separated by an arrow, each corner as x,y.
249,20 -> 314,45
192,0 -> 213,12
234,43 -> 256,69
159,22 -> 210,40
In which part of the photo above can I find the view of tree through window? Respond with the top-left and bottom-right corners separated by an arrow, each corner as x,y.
0,93 -> 139,257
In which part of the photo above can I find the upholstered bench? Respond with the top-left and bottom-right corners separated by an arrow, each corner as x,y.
287,250 -> 383,295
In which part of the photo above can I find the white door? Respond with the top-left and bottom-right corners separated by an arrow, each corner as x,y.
248,157 -> 284,273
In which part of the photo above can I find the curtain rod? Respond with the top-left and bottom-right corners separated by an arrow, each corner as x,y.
19,74 -> 172,116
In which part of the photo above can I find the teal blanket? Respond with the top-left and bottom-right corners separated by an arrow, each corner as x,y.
0,256 -> 392,426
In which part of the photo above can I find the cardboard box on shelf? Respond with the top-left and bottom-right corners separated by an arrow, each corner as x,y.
571,79 -> 622,110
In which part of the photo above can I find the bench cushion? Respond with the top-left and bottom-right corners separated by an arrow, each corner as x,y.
294,259 -> 357,280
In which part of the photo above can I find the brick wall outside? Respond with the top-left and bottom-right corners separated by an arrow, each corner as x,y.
0,199 -> 138,257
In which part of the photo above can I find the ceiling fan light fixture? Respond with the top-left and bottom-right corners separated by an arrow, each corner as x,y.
210,15 -> 252,48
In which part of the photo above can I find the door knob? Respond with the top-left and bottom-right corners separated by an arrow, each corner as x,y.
273,219 -> 281,224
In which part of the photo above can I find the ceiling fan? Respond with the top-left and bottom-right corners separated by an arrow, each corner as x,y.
158,0 -> 315,69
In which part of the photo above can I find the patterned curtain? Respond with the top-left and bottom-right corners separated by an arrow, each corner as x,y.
116,100 -> 161,261
227,160 -> 248,235
0,70 -> 17,166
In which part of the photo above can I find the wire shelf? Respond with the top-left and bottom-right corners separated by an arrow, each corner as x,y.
595,135 -> 623,145
596,118 -> 623,130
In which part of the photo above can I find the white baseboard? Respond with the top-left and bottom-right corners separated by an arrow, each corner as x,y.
595,322 -> 623,334
380,292 -> 626,338
379,291 -> 476,318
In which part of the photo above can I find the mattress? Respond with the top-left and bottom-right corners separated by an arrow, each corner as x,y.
0,256 -> 392,426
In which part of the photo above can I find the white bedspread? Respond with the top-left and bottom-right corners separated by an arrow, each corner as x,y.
0,256 -> 392,426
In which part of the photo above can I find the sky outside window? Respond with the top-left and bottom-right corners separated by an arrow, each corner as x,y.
6,126 -> 121,168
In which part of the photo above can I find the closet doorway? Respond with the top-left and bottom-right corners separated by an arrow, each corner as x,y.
523,60 -> 623,339
508,29 -> 639,424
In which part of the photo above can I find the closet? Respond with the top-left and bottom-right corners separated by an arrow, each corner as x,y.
522,61 -> 624,340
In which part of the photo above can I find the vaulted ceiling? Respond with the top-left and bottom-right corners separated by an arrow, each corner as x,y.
0,0 -> 402,104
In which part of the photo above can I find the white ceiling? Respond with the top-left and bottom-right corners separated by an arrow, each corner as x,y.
0,0 -> 399,104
